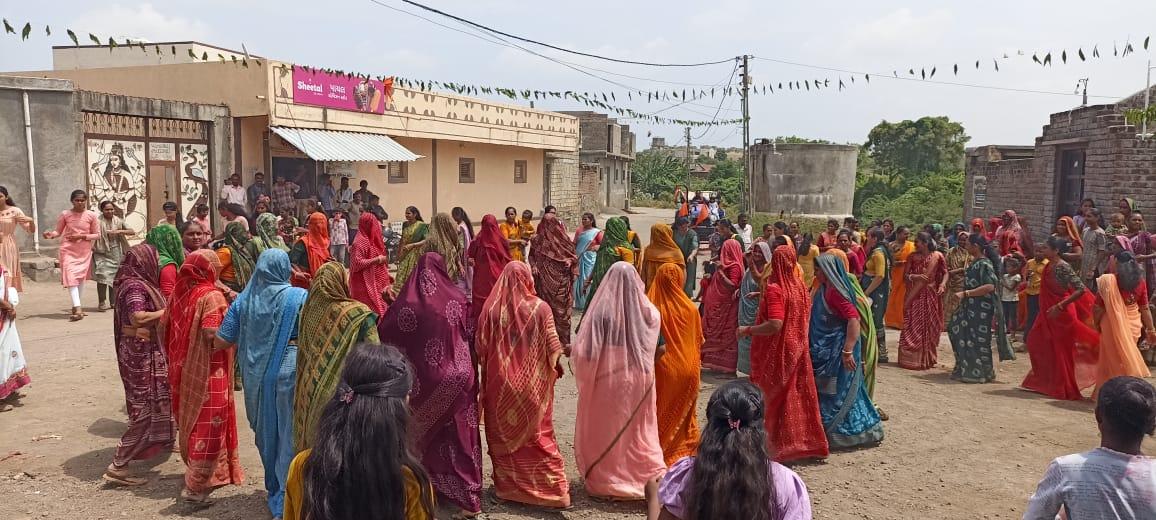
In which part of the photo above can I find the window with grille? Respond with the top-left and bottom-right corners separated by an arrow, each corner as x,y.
459,158 -> 476,183
380,162 -> 408,184
514,160 -> 527,183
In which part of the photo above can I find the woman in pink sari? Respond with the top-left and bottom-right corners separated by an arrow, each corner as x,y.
476,261 -> 570,509
701,239 -> 744,374
898,231 -> 948,370
572,262 -> 665,503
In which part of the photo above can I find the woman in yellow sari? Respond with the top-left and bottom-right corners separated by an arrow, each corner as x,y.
884,226 -> 915,329
640,223 -> 685,291
394,206 -> 428,290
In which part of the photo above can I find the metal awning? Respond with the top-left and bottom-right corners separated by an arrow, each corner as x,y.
270,127 -> 422,162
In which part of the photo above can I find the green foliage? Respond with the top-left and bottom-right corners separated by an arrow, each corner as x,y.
772,135 -> 833,144
704,159 -> 745,207
631,150 -> 685,199
714,149 -> 728,161
858,171 -> 965,227
1124,105 -> 1156,129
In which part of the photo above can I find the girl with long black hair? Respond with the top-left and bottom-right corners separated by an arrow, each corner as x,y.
652,379 -> 812,520
284,342 -> 435,520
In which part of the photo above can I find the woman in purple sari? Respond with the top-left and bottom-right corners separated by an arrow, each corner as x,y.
377,251 -> 482,517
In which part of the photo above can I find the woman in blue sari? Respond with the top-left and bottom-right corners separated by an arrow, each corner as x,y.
573,212 -> 600,310
214,249 -> 308,515
810,254 -> 885,449
737,241 -> 772,374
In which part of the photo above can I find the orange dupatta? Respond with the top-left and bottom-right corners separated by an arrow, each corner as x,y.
301,212 -> 331,273
640,223 -> 685,290
647,263 -> 703,465
884,240 -> 915,329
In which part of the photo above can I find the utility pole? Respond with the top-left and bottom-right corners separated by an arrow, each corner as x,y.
1076,78 -> 1089,107
739,55 -> 752,215
684,126 -> 692,185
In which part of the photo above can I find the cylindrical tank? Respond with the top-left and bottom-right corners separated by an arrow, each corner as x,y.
749,141 -> 858,217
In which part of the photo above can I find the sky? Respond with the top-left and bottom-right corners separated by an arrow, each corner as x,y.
2,0 -> 1155,151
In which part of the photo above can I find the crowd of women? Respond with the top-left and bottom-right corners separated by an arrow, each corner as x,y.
4,182 -> 1156,518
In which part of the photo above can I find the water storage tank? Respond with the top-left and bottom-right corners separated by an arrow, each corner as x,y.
750,141 -> 857,218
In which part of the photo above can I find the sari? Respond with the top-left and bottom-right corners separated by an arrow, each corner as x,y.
640,223 -> 685,291
111,245 -> 173,466
459,220 -> 475,296
572,227 -> 600,310
943,245 -> 970,323
426,213 -> 468,294
738,242 -> 773,374
248,212 -> 289,256
1022,261 -> 1100,400
1128,230 -> 1156,297
295,263 -> 379,451
898,250 -> 947,370
378,252 -> 481,513
647,263 -> 703,466
883,239 -> 914,329
299,212 -> 331,274
700,239 -> 743,373
394,220 -> 429,289
810,255 -> 884,449
349,212 -> 392,317
626,229 -> 644,271
995,210 -> 1028,256
476,260 -> 570,508
948,257 -> 1013,383
219,221 -> 255,291
500,220 -> 525,261
573,262 -> 665,499
216,249 -> 306,514
94,214 -> 131,286
587,217 -> 632,302
146,224 -> 184,269
165,250 -> 243,495
529,215 -> 577,345
825,249 -> 881,397
467,215 -> 512,320
1093,274 -> 1151,397
0,266 -> 29,400
672,225 -> 700,297
752,246 -> 828,462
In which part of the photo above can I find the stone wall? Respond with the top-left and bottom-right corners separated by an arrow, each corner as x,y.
963,156 -> 1035,225
545,150 -> 580,226
578,163 -> 601,219
750,142 -> 857,217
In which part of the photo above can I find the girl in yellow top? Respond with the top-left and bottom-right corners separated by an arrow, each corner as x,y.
499,206 -> 526,261
283,343 -> 435,520
796,233 -> 821,291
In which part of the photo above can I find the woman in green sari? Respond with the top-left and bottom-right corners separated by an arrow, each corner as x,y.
672,216 -> 700,297
293,262 -> 379,451
948,233 -> 1013,383
584,216 -> 632,302
145,224 -> 184,298
217,222 -> 255,292
248,212 -> 288,257
393,205 -> 428,292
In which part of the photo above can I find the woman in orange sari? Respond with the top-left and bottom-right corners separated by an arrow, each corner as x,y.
1021,236 -> 1100,400
572,262 -> 665,501
883,226 -> 914,329
700,239 -> 743,374
647,262 -> 703,466
164,249 -> 243,503
1093,252 -> 1153,397
475,262 -> 570,509
737,245 -> 829,462
289,212 -> 332,288
640,223 -> 685,291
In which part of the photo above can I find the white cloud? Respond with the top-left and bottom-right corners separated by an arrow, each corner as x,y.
841,8 -> 953,54
69,3 -> 212,43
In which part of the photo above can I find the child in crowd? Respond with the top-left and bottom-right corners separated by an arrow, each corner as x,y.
329,210 -> 349,266
283,343 -> 436,520
278,209 -> 301,245
1000,254 -> 1023,342
1022,249 -> 1047,344
650,380 -> 812,520
519,209 -> 535,259
191,203 -> 211,234
1024,376 -> 1156,520
1106,212 -> 1129,237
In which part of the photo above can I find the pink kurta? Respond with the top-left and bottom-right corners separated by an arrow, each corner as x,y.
0,207 -> 34,292
54,210 -> 100,287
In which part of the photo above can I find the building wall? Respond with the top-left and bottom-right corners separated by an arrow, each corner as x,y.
237,116 -> 268,180
545,150 -> 581,225
578,164 -> 601,219
597,156 -> 631,210
750,143 -> 857,217
0,77 -> 82,255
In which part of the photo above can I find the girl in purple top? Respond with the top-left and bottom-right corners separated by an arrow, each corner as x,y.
652,380 -> 813,520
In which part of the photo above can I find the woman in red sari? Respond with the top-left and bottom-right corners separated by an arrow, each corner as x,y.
1021,236 -> 1100,400
349,211 -> 392,317
475,261 -> 570,509
467,214 -> 512,320
164,249 -> 243,502
898,231 -> 948,370
737,245 -> 829,462
701,239 -> 743,374
528,214 -> 577,347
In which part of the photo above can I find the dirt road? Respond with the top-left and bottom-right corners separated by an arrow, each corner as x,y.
2,211 -> 1151,519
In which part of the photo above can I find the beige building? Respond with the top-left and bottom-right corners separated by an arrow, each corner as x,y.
14,41 -> 581,226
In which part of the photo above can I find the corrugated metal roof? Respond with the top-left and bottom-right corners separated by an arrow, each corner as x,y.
270,127 -> 422,162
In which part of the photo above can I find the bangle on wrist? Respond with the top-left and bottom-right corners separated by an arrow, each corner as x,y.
842,349 -> 853,355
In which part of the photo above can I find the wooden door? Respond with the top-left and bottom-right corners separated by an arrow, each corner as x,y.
147,164 -> 177,225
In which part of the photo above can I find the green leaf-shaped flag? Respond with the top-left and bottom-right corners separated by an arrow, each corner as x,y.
108,37 -> 117,49
953,64 -> 958,75
921,68 -> 925,79
67,29 -> 78,46
2,19 -> 14,34
45,25 -> 51,37
994,58 -> 999,71
1093,45 -> 1100,58
201,51 -> 208,61
1062,50 -> 1067,64
188,48 -> 197,59
1043,53 -> 1052,66
21,22 -> 31,40
865,74 -> 870,83
1078,48 -> 1085,61
1032,54 -> 1041,65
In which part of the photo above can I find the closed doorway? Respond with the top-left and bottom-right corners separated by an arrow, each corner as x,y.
1056,148 -> 1086,218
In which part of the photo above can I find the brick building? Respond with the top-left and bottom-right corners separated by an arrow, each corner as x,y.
964,86 -> 1156,241
560,111 -> 636,210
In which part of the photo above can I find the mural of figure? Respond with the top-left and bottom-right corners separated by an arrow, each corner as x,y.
87,140 -> 146,234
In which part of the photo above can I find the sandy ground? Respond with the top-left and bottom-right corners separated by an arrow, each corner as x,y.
2,207 -> 1153,519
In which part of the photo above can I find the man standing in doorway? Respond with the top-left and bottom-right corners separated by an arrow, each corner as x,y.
355,179 -> 374,205
220,174 -> 247,209
318,175 -> 337,215
247,172 -> 270,213
270,173 -> 300,215
336,177 -> 354,213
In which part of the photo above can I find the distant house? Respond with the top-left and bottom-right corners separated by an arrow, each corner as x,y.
688,162 -> 715,179
964,86 -> 1156,241
559,111 -> 636,210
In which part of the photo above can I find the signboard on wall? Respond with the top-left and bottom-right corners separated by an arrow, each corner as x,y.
149,142 -> 175,162
292,65 -> 392,114
325,162 -> 356,178
972,176 -> 987,210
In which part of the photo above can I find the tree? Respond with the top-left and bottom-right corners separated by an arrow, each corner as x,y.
714,149 -> 728,161
632,149 -> 685,199
864,116 -> 969,189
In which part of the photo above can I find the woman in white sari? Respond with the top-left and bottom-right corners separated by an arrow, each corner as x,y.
0,264 -> 28,411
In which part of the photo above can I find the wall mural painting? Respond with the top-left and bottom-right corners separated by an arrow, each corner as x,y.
180,143 -> 211,222
86,139 -> 147,234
